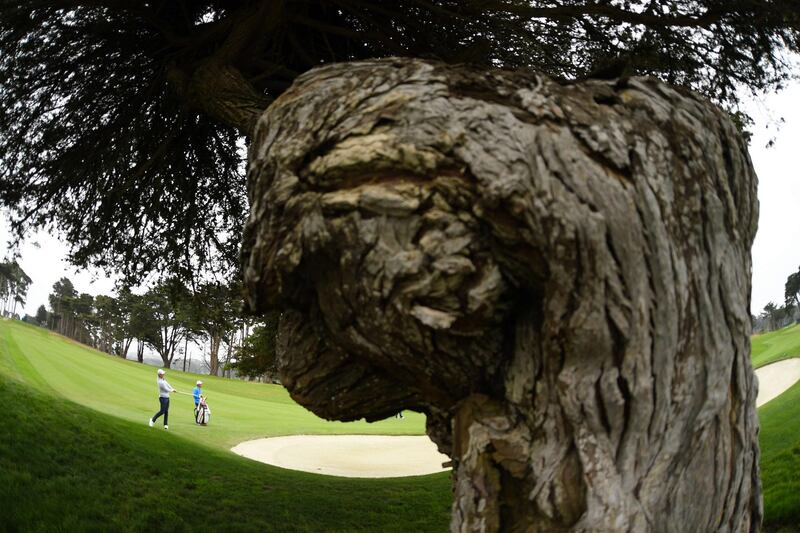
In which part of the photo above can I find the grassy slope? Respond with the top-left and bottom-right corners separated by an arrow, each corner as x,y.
749,323 -> 800,530
0,377 -> 451,532
0,319 -> 425,450
5,318 -> 800,530
759,378 -> 800,530
751,323 -> 800,369
0,319 -> 450,531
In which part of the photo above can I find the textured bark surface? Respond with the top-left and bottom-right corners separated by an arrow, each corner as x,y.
241,58 -> 761,531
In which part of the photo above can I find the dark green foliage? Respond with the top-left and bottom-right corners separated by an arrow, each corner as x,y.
785,267 -> 800,312
35,304 -> 48,326
233,312 -> 280,380
40,278 -> 249,367
47,276 -> 78,335
94,293 -> 136,356
184,281 -> 242,375
0,259 -> 31,316
762,302 -> 780,331
1,1 -> 798,281
136,281 -> 195,367
0,5 -> 245,282
46,278 -> 101,345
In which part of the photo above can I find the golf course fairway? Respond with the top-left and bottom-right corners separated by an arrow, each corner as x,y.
3,317 -> 800,530
0,319 -> 451,531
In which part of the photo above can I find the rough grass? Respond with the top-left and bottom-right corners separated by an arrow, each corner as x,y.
751,323 -> 800,369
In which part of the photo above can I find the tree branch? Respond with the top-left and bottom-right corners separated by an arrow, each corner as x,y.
161,2 -> 286,135
482,2 -> 726,29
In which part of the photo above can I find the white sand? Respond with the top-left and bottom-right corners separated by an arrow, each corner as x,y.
755,357 -> 800,407
231,435 -> 451,478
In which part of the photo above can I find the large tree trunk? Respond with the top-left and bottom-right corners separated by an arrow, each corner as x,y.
122,337 -> 133,359
241,59 -> 761,531
209,334 -> 222,376
222,337 -> 234,378
182,337 -> 189,372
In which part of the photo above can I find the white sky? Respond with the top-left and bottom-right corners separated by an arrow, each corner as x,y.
0,218 -> 119,315
745,82 -> 800,315
1,81 -> 799,319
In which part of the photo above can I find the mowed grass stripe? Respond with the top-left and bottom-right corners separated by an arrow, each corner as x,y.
0,319 -> 426,451
0,324 -> 55,393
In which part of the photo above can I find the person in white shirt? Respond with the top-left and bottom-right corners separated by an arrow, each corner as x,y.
149,368 -> 177,430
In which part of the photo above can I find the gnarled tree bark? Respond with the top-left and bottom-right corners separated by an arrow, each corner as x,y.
241,58 -> 761,531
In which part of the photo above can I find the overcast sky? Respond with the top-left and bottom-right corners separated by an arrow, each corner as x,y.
745,81 -> 800,314
1,81 -> 799,319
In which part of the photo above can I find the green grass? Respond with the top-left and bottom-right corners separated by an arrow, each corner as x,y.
751,323 -> 800,369
750,322 -> 800,530
0,319 -> 426,450
0,318 -> 450,531
758,378 -> 800,531
5,316 -> 800,531
751,322 -> 800,531
0,375 -> 451,532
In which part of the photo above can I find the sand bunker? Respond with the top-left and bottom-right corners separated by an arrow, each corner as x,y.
232,361 -> 800,478
755,357 -> 800,407
232,360 -> 800,479
231,435 -> 450,478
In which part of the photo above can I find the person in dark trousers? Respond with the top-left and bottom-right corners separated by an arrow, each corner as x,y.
149,368 -> 177,430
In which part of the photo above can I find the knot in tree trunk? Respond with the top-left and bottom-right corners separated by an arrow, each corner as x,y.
241,58 -> 761,532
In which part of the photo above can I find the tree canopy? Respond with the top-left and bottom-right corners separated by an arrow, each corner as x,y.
185,281 -> 241,375
1,0 -> 798,281
232,312 -> 279,380
785,265 -> 800,310
36,277 -> 250,370
0,259 -> 32,316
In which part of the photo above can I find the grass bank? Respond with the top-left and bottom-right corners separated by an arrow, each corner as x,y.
0,319 -> 425,451
751,323 -> 800,369
4,317 -> 800,530
0,375 -> 451,531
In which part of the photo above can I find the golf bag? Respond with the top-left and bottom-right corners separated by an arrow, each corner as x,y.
194,396 -> 211,425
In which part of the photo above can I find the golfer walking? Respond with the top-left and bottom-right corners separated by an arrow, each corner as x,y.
149,368 -> 177,430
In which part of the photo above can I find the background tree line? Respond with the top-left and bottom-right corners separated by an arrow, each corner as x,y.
0,259 -> 31,318
30,277 -> 278,380
754,265 -> 800,333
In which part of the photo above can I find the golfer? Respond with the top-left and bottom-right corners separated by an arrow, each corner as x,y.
149,368 -> 177,430
193,380 -> 203,408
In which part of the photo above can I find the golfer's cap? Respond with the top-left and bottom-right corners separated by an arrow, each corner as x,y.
157,369 -> 165,375
196,380 -> 203,385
